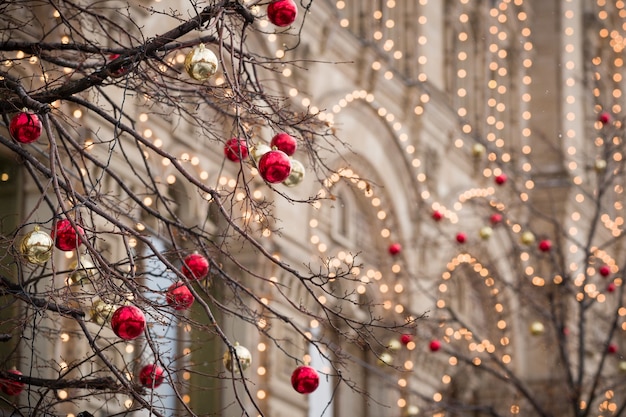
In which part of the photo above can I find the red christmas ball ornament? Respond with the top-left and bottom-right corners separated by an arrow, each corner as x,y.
166,281 -> 195,310
538,239 -> 552,252
495,173 -> 507,185
599,265 -> 611,277
388,243 -> 401,256
0,369 -> 25,396
258,150 -> 292,183
270,132 -> 297,156
224,138 -> 249,162
108,53 -> 130,77
598,112 -> 611,125
400,334 -> 413,345
490,213 -> 503,225
139,364 -> 165,388
10,111 -> 42,144
52,219 -> 84,251
456,232 -> 466,244
291,365 -> 319,394
111,305 -> 146,340
429,339 -> 441,352
608,343 -> 619,354
432,210 -> 443,221
182,253 -> 209,281
607,282 -> 617,293
267,0 -> 298,27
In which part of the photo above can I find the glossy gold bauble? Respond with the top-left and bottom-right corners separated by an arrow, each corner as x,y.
530,321 -> 545,336
472,143 -> 486,157
521,231 -> 535,245
250,143 -> 271,164
283,159 -> 305,187
20,227 -> 53,265
68,257 -> 97,286
184,44 -> 218,81
90,299 -> 116,325
479,226 -> 493,240
223,343 -> 252,372
377,352 -> 393,366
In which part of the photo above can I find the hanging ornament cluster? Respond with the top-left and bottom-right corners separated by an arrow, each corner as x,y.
52,219 -> 84,251
290,365 -> 319,394
111,305 -> 146,340
20,226 -> 53,265
184,44 -> 218,81
182,253 -> 209,281
166,281 -> 195,310
139,364 -> 164,389
223,343 -> 252,373
258,132 -> 306,186
10,111 -> 42,144
0,369 -> 25,396
267,0 -> 298,27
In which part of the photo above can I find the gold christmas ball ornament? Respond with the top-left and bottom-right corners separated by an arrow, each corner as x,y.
520,231 -> 535,245
68,257 -> 97,286
619,361 -> 626,373
530,322 -> 544,335
282,158 -> 305,187
479,226 -> 493,240
377,352 -> 393,366
387,339 -> 402,351
405,405 -> 420,416
594,159 -> 607,172
90,299 -> 116,325
184,44 -> 218,81
250,143 -> 271,164
20,226 -> 53,265
223,343 -> 252,372
472,143 -> 486,157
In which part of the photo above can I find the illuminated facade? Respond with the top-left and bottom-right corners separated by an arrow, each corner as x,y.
2,1 -> 626,416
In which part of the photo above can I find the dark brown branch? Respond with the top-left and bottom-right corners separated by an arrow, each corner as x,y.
0,276 -> 85,318
0,370 -> 121,391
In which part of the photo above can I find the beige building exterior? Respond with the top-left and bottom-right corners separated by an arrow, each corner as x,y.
2,1 -> 626,416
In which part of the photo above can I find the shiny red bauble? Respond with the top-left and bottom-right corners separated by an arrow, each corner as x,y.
490,213 -> 503,225
598,112 -> 611,125
52,219 -> 84,251
258,150 -> 291,183
139,364 -> 164,388
538,239 -> 552,252
10,112 -> 42,144
432,210 -> 443,221
166,281 -> 195,310
0,369 -> 25,396
495,173 -> 507,185
270,132 -> 297,156
608,343 -> 619,354
267,0 -> 298,27
388,243 -> 401,256
599,265 -> 611,277
224,138 -> 249,162
111,305 -> 146,340
456,233 -> 466,244
429,339 -> 441,352
291,365 -> 319,394
182,253 -> 209,281
400,334 -> 413,345
607,282 -> 617,293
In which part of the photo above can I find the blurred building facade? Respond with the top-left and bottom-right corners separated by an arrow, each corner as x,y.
2,0 -> 623,416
